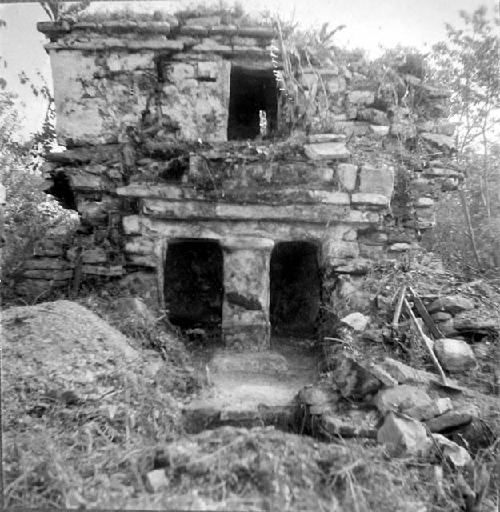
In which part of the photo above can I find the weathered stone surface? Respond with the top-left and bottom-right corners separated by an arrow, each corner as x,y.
142,197 -> 351,223
210,351 -> 288,374
33,238 -> 67,257
322,240 -> 359,263
82,264 -> 124,276
427,296 -> 475,314
351,193 -> 390,208
357,108 -> 389,125
389,243 -> 412,252
449,417 -> 496,452
377,412 -> 429,456
422,167 -> 461,178
358,165 -> 395,199
320,410 -> 378,439
196,61 -> 219,80
374,385 -> 450,421
146,469 -> 169,492
367,364 -> 399,387
369,125 -> 390,136
332,121 -> 371,136
421,132 -> 455,150
434,338 -> 477,371
336,163 -> 358,191
381,358 -> 434,385
431,311 -> 453,322
334,258 -> 372,274
340,312 -> 370,332
127,254 -> 157,267
221,238 -> 273,351
306,133 -> 346,143
23,258 -> 73,271
22,269 -> 73,280
304,142 -> 350,161
330,353 -> 384,400
431,434 -> 472,467
347,90 -> 375,105
425,404 -> 479,433
415,197 -> 434,208
82,248 -> 108,264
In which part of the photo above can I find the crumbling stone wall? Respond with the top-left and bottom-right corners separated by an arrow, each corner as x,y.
20,15 -> 462,350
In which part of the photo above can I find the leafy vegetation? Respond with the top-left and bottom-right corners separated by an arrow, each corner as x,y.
429,7 -> 500,275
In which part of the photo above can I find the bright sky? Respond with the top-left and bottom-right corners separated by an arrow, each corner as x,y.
0,0 -> 498,139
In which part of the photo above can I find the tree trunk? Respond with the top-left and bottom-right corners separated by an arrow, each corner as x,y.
459,187 -> 482,269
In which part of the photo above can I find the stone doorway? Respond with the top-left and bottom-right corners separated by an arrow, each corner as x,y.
227,65 -> 278,140
270,241 -> 321,337
164,239 -> 223,335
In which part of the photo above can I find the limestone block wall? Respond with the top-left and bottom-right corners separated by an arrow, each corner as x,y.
38,19 -> 274,146
23,17 -> 464,350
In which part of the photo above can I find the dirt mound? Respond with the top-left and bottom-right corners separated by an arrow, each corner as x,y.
2,300 -> 194,509
3,300 -> 140,391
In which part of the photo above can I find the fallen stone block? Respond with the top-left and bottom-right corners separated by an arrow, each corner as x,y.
425,404 -> 479,433
434,338 -> 477,371
374,385 -> 450,420
146,469 -> 169,493
449,417 -> 496,453
357,108 -> 389,125
377,411 -> 429,456
340,312 -> 370,332
319,410 -> 378,439
381,358 -> 434,385
431,434 -> 471,467
431,311 -> 453,322
421,132 -> 456,151
427,296 -> 475,314
330,353 -> 384,400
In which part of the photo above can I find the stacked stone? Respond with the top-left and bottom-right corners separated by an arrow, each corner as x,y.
37,17 -> 275,146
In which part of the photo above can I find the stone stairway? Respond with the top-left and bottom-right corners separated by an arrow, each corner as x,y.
183,337 -> 318,433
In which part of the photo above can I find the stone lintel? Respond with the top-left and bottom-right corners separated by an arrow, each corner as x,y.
122,213 -> 379,238
141,198 -> 351,223
45,39 -> 184,52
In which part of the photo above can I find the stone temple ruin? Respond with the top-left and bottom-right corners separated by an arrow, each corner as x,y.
29,14 -> 460,350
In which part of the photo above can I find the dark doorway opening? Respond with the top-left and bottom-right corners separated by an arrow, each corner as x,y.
270,241 -> 321,337
47,171 -> 77,210
164,239 -> 223,334
227,66 -> 278,140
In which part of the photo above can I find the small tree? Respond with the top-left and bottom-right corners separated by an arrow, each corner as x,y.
431,7 -> 500,272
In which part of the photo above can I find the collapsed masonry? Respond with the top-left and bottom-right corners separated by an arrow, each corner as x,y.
28,15 -> 462,350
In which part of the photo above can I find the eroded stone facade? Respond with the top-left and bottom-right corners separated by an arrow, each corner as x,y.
28,16 -> 461,350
